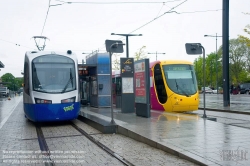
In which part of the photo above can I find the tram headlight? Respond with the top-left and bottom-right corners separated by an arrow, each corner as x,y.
61,96 -> 75,103
35,98 -> 52,104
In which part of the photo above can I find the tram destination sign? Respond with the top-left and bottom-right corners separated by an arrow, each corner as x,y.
166,65 -> 190,71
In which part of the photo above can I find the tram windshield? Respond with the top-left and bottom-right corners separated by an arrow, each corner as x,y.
32,55 -> 76,93
162,64 -> 197,96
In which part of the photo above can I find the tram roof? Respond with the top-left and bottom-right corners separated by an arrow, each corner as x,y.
150,60 -> 193,68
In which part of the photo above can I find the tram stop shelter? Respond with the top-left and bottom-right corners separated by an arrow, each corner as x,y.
78,52 -> 111,108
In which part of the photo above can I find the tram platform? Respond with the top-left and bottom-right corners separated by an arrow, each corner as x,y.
79,100 -> 250,166
1,95 -> 249,165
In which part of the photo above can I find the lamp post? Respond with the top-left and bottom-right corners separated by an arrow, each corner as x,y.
111,33 -> 142,58
204,34 -> 222,94
148,52 -> 165,61
105,40 -> 124,124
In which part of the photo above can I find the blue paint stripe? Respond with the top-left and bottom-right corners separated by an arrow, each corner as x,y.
24,102 -> 80,122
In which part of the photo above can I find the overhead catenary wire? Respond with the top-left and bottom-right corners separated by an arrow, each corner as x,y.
95,0 -> 188,51
98,9 -> 223,52
38,0 -> 187,52
38,0 -> 222,52
0,38 -> 33,49
129,0 -> 188,34
155,2 -> 165,18
0,8 -> 221,52
54,0 -> 184,4
36,0 -> 51,50
41,0 -> 51,36
176,9 -> 222,14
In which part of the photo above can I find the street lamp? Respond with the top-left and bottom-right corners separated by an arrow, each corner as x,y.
204,33 -> 222,94
148,52 -> 165,61
111,33 -> 142,58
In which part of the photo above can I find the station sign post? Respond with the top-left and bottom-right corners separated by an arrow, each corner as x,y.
134,59 -> 150,118
120,58 -> 135,113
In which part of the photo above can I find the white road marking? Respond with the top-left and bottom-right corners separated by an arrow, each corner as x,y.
0,97 -> 22,130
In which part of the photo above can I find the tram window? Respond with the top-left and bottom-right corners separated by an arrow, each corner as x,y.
154,64 -> 167,103
24,62 -> 30,95
32,54 -> 76,93
163,64 -> 197,95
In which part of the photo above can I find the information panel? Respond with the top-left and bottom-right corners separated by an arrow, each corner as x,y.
122,77 -> 133,93
120,58 -> 135,113
135,61 -> 146,103
134,59 -> 150,118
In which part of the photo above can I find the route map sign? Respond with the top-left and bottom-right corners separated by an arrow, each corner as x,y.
135,61 -> 146,103
120,58 -> 135,113
134,59 -> 150,118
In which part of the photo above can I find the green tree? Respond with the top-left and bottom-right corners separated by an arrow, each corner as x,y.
112,53 -> 121,70
112,46 -> 148,70
237,12 -> 250,82
244,43 -> 250,73
229,38 -> 248,83
133,46 -> 147,61
239,13 -> 250,47
206,38 -> 249,85
15,77 -> 24,90
1,73 -> 15,90
194,56 -> 203,87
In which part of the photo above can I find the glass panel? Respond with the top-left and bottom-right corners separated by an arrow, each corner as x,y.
32,55 -> 76,93
163,64 -> 197,96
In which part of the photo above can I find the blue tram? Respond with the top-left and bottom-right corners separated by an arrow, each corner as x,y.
23,50 -> 80,122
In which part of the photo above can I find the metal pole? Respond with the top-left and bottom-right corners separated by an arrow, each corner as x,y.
222,0 -> 230,107
210,63 -> 212,87
126,36 -> 129,58
216,33 -> 218,94
109,45 -> 115,124
201,45 -> 207,118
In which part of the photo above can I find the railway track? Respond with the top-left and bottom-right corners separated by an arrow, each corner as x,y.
35,121 -> 135,166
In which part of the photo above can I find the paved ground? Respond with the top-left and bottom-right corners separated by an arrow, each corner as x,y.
80,100 -> 250,166
1,94 -> 250,166
199,94 -> 250,113
0,96 -> 199,166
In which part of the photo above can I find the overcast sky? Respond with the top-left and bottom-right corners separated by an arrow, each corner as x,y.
0,0 -> 249,77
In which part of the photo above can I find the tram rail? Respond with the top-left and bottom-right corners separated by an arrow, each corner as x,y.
34,120 -> 134,166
